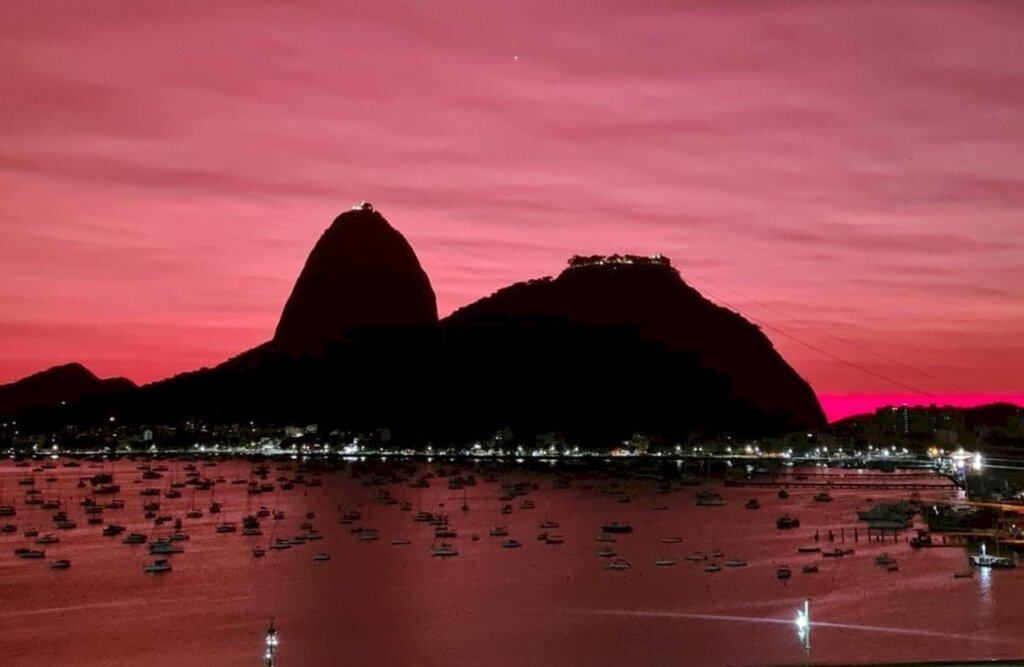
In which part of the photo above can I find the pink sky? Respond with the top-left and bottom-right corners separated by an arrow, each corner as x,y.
2,1 -> 1023,421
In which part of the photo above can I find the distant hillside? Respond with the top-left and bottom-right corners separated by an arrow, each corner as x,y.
829,401 -> 1024,450
0,363 -> 136,418
832,402 -> 1023,430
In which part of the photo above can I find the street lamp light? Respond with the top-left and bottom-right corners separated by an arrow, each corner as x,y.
795,598 -> 810,667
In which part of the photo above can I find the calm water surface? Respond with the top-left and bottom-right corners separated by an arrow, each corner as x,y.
0,458 -> 1020,666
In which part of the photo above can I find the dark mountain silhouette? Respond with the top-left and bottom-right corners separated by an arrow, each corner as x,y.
13,207 -> 827,442
437,255 -> 825,441
271,203 -> 438,356
0,363 -> 135,418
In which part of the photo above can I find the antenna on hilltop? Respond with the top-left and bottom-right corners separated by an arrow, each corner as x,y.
352,201 -> 374,212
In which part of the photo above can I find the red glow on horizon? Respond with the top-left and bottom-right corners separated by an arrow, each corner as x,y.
819,394 -> 1024,423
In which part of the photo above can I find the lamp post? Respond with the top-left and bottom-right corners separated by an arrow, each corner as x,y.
795,598 -> 810,667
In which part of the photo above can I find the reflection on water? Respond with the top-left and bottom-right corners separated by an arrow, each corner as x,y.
577,606 -> 1015,643
578,608 -> 1016,644
1,458 -> 1022,666
978,558 -> 992,596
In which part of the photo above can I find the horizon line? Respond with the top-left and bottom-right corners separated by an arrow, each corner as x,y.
819,393 -> 1024,423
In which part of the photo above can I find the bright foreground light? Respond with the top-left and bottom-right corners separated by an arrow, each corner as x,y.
795,599 -> 810,648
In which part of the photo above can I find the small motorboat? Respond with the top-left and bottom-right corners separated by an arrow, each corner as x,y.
874,553 -> 897,566
776,515 -> 800,529
148,541 -> 184,555
601,522 -> 633,533
778,488 -> 789,499
252,547 -> 266,558
431,544 -> 459,557
704,563 -> 721,572
655,559 -> 676,567
143,559 -> 172,574
502,539 -> 522,549
725,559 -> 747,568
801,565 -> 819,574
49,559 -> 71,569
695,490 -> 725,507
16,548 -> 46,559
660,537 -> 683,544
312,553 -> 331,562
777,566 -> 792,580
605,559 -> 631,570
390,538 -> 412,545
969,553 -> 1016,569
744,499 -> 761,510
